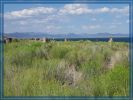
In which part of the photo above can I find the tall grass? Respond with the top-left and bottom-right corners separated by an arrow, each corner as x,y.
4,40 -> 129,96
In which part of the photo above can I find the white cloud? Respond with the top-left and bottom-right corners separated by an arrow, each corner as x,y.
29,15 -> 59,24
94,6 -> 129,15
4,4 -> 129,20
58,4 -> 129,15
109,22 -> 122,29
5,7 -> 57,19
111,6 -> 129,15
4,4 -> 129,33
59,4 -> 92,15
43,25 -> 62,33
82,25 -> 100,30
46,25 -> 61,30
95,7 -> 110,13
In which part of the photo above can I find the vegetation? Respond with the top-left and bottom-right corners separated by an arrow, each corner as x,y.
4,40 -> 129,96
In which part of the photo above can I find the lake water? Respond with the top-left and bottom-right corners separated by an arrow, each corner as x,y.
55,37 -> 130,42
0,37 -> 130,43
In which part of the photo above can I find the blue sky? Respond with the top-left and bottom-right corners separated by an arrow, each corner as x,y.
4,4 -> 129,34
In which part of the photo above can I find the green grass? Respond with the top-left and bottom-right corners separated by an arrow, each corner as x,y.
4,40 -> 129,96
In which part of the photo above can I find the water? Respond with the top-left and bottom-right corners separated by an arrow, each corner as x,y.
0,37 -> 130,42
54,37 -> 129,42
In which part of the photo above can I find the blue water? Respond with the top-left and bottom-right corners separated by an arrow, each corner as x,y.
0,37 -> 130,42
55,37 -> 129,42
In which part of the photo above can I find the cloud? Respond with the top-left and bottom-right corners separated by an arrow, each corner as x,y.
58,4 -> 129,15
4,4 -> 129,20
110,6 -> 129,15
111,22 -> 122,25
93,6 -> 129,15
5,7 -> 57,19
44,25 -> 62,33
4,4 -> 129,33
58,4 -> 92,15
82,25 -> 100,30
95,7 -> 110,13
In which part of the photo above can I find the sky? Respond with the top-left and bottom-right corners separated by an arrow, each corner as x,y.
4,4 -> 129,34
